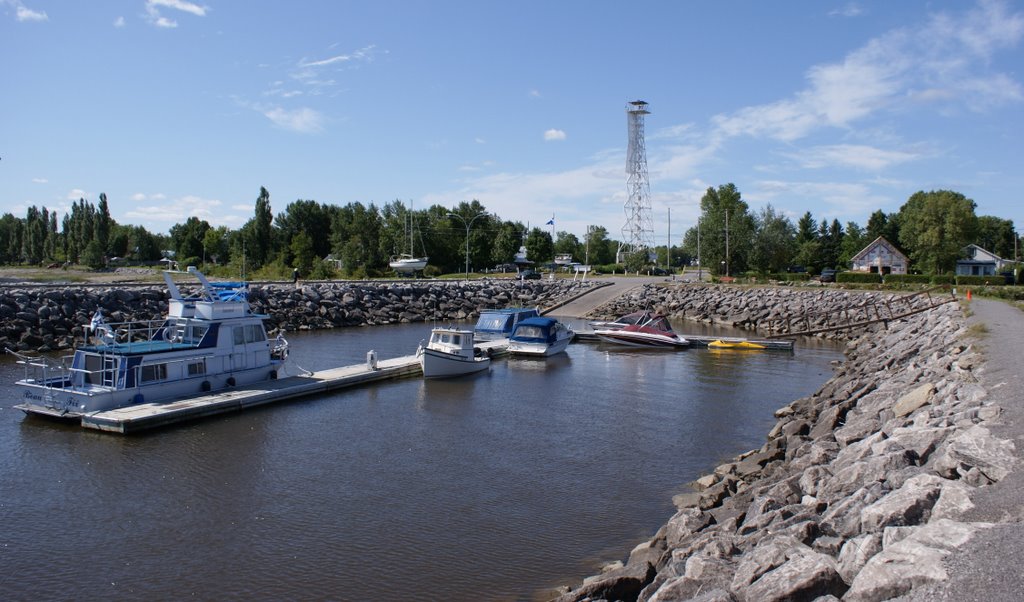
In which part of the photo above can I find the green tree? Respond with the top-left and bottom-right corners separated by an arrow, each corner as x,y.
82,240 -> 106,270
838,221 -> 866,267
795,212 -> 817,245
0,213 -> 23,264
244,187 -> 274,268
584,225 -> 614,265
749,204 -> 795,274
275,199 -> 333,265
95,193 -> 112,253
290,231 -> 315,275
684,184 -> 755,276
524,227 -> 554,265
203,226 -> 231,265
975,216 -> 1016,259
897,190 -> 978,274
553,231 -> 582,262
169,217 -> 211,267
491,221 -> 525,266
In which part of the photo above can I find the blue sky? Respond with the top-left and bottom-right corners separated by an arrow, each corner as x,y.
3,1 -> 1023,249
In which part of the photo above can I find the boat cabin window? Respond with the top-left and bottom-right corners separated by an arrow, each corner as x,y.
451,334 -> 461,345
191,325 -> 208,343
476,315 -> 511,331
82,353 -> 117,385
234,324 -> 267,345
140,363 -> 168,383
187,361 -> 205,376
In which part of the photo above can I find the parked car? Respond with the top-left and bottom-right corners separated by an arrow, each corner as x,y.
820,269 -> 838,283
519,269 -> 541,280
786,265 -> 807,273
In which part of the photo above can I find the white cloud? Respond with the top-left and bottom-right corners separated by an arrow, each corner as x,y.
529,89 -> 542,98
66,188 -> 89,200
114,16 -> 125,28
15,3 -> 47,22
750,180 -> 892,219
784,144 -> 920,171
123,194 -> 244,230
263,106 -> 325,134
298,45 -> 376,69
31,177 -> 47,184
144,0 -> 207,28
544,129 -> 567,141
711,0 -> 1024,142
829,3 -> 864,18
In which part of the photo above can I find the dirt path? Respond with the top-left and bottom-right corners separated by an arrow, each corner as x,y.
903,298 -> 1024,601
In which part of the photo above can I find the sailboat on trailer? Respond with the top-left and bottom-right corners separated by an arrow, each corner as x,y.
389,201 -> 428,274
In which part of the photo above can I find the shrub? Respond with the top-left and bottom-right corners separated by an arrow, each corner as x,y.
837,271 -> 882,284
884,274 -> 933,285
769,272 -> 811,282
930,274 -> 955,285
956,274 -> 1007,286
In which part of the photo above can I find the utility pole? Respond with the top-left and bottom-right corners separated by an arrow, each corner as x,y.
725,208 -> 730,278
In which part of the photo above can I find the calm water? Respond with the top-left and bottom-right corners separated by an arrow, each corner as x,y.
0,318 -> 842,601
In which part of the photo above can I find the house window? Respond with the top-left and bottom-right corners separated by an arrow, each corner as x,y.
141,363 -> 168,383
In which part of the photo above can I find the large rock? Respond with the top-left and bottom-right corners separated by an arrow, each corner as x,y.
844,519 -> 991,601
859,474 -> 945,533
741,546 -> 847,602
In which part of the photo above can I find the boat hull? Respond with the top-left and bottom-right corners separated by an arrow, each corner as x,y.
419,347 -> 490,378
389,256 -> 428,273
508,335 -> 571,356
595,331 -> 688,348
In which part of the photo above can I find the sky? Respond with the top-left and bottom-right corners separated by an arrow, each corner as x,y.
3,0 -> 1023,249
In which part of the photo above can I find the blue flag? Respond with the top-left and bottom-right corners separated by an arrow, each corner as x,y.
546,218 -> 555,226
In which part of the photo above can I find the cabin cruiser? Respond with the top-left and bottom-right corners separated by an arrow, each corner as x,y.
594,314 -> 688,348
12,267 -> 289,419
508,317 -> 574,357
417,327 -> 490,378
473,307 -> 540,342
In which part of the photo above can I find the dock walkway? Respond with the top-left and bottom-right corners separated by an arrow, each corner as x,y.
82,339 -> 509,434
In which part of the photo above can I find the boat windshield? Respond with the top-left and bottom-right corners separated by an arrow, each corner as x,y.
513,326 -> 546,340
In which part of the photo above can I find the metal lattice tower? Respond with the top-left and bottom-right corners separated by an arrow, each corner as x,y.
617,100 -> 655,264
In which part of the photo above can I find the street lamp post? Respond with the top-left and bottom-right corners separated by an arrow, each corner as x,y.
448,212 -> 489,279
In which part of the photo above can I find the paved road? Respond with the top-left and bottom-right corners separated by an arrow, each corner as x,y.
552,276 -> 671,318
903,298 -> 1024,601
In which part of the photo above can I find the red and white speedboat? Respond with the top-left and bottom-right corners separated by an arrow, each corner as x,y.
594,314 -> 688,348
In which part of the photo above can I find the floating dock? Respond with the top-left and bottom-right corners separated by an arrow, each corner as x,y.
76,339 -> 510,434
573,330 -> 793,350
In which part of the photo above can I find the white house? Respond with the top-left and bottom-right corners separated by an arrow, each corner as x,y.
850,236 -> 909,275
956,244 -> 1007,276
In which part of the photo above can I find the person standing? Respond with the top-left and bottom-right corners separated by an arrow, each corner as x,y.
292,267 -> 299,288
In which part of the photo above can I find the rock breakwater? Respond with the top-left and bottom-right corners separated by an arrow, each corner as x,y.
556,287 -> 1012,601
0,279 -> 598,353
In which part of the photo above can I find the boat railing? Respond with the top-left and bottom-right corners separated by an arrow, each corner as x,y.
89,317 -> 208,351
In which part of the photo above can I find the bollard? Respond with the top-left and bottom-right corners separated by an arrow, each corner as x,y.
366,350 -> 378,370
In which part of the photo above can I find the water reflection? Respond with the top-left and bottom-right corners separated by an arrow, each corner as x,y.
0,322 -> 843,601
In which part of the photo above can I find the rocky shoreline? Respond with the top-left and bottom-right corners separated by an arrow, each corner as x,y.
554,285 -> 1013,601
0,278 -> 599,353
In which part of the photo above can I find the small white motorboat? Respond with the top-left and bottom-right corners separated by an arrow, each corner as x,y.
507,317 -> 574,357
594,314 -> 688,349
418,327 -> 490,378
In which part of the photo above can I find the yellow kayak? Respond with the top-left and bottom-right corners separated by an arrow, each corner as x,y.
708,339 -> 766,350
